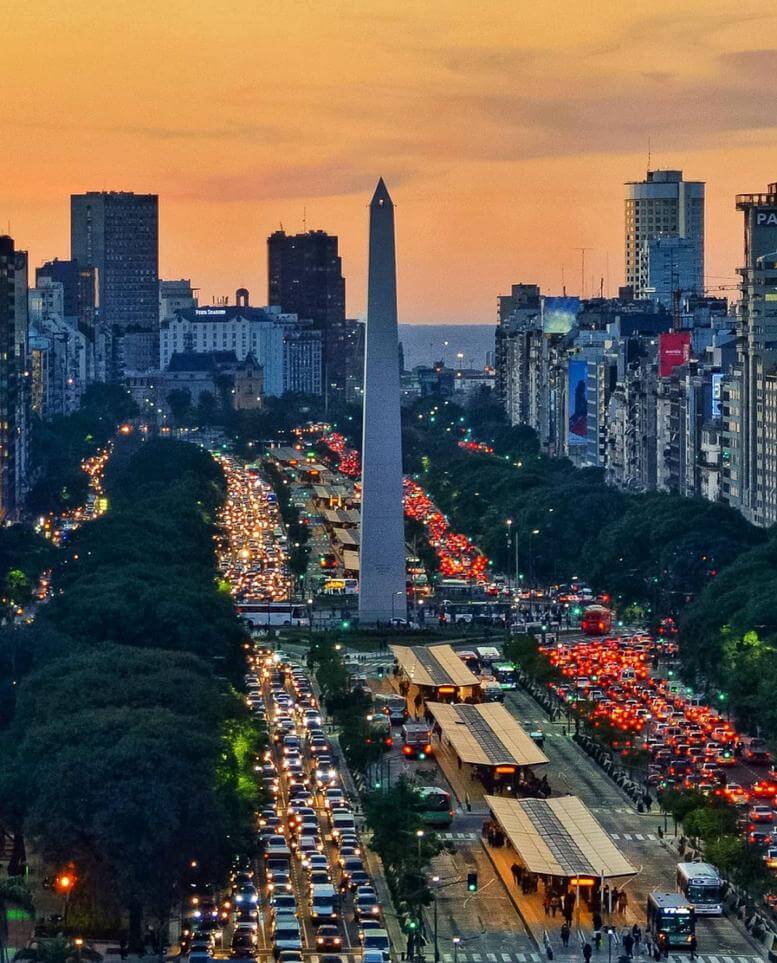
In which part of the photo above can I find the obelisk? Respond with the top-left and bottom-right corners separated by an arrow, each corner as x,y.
358,178 -> 407,624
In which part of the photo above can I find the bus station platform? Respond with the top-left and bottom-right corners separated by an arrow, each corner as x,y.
390,643 -> 481,706
427,701 -> 549,795
482,794 -> 638,935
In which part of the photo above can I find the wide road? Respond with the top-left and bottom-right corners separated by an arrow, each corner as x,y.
504,686 -> 763,960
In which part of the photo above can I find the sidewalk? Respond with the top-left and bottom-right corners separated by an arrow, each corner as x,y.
431,731 -> 489,814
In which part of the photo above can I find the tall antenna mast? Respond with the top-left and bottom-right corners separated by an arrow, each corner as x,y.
647,136 -> 652,174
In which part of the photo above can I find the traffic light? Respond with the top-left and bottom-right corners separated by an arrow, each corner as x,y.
467,871 -> 478,892
406,918 -> 418,932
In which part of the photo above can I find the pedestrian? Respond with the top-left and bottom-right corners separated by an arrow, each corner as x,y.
593,911 -> 603,934
632,924 -> 641,953
543,894 -> 551,916
611,886 -> 619,912
583,943 -> 593,963
603,884 -> 610,914
550,893 -> 560,917
689,935 -> 697,961
560,923 -> 570,948
511,862 -> 522,887
623,933 -> 634,958
594,930 -> 602,952
644,792 -> 653,812
618,891 -> 628,916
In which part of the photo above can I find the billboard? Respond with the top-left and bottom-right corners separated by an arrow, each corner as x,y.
568,359 -> 588,447
543,296 -> 581,335
711,373 -> 723,419
749,207 -> 777,267
659,331 -> 691,378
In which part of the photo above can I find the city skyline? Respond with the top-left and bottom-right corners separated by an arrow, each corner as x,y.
3,1 -> 777,322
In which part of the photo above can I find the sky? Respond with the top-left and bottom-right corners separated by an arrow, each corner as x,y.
2,0 -> 777,323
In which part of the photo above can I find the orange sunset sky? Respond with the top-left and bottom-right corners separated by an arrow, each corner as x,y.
2,0 -> 777,323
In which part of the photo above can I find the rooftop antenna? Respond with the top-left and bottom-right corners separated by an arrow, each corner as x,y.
561,263 -> 566,296
647,136 -> 652,175
303,206 -> 307,232
573,247 -> 588,299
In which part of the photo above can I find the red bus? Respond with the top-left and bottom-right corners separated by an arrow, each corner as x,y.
581,605 -> 612,636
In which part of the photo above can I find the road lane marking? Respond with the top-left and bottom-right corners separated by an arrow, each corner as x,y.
622,833 -> 632,840
516,954 -> 527,962
502,953 -> 513,961
647,834 -> 657,840
634,833 -> 644,840
610,833 -> 620,839
471,954 -> 482,961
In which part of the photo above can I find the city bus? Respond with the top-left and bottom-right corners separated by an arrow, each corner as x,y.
581,605 -> 613,636
417,787 -> 454,828
374,693 -> 408,725
676,862 -> 723,915
401,721 -> 433,760
493,661 -> 518,690
237,601 -> 309,627
646,892 -> 695,949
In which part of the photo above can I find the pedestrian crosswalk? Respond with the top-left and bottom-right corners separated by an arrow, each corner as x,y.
435,954 -> 765,963
609,831 -> 661,843
439,831 -> 479,840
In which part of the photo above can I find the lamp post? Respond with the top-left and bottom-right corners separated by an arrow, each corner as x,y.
74,938 -> 84,963
453,936 -> 461,963
392,590 -> 404,623
431,876 -> 440,963
416,828 -> 425,859
505,519 -> 513,588
528,529 -> 540,591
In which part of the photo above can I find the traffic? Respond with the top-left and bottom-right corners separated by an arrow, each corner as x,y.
181,647 -> 386,963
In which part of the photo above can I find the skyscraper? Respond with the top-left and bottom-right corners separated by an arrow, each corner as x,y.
71,192 -> 158,369
624,170 -> 704,299
358,179 -> 407,625
0,237 -> 22,519
267,229 -> 347,398
722,182 -> 777,525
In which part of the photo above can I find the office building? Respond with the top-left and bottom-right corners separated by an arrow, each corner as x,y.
0,237 -> 22,519
267,229 -> 349,399
625,170 -> 704,299
160,279 -> 198,322
71,191 -> 158,374
721,182 -> 777,524
639,235 -> 698,309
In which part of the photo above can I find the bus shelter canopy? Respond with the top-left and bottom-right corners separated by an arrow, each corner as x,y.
428,702 -> 549,769
390,644 -> 479,689
485,794 -> 636,880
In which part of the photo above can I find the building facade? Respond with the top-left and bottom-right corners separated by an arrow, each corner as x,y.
71,191 -> 159,375
625,170 -> 704,299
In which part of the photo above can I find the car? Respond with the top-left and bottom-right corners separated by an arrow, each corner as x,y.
749,805 -> 774,824
269,893 -> 298,918
235,885 -> 258,905
276,954 -> 303,963
355,891 -> 381,920
189,952 -> 211,963
306,853 -> 329,874
235,906 -> 258,924
308,869 -> 333,889
325,789 -> 346,809
361,929 -> 391,961
272,915 -> 302,957
315,925 -> 342,951
235,919 -> 259,933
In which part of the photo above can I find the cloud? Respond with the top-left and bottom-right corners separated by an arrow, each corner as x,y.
165,157 -> 417,203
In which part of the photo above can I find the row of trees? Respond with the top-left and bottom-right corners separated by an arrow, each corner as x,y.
27,384 -> 139,515
0,439 -> 260,946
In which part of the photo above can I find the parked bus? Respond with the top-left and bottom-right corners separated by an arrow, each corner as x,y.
401,721 -> 433,760
237,601 -> 309,627
676,862 -> 723,915
493,661 -> 518,690
475,646 -> 502,669
646,892 -> 695,949
581,605 -> 613,636
417,787 -> 454,828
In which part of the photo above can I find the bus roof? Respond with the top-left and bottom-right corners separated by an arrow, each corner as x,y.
648,892 -> 692,910
417,786 -> 450,798
677,862 -> 720,880
494,661 -> 516,669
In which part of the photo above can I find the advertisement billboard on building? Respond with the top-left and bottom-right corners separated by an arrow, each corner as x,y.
543,296 -> 581,335
711,373 -> 723,419
659,331 -> 691,378
568,359 -> 587,446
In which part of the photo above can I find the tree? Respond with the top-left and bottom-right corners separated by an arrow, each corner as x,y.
0,876 -> 33,961
166,389 -> 191,427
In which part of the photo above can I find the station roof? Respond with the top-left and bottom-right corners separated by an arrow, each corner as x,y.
427,702 -> 548,769
390,644 -> 480,689
322,508 -> 361,526
485,795 -> 636,880
343,550 -> 360,573
333,527 -> 359,548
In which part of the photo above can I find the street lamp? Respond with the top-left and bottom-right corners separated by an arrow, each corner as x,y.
453,936 -> 461,963
74,938 -> 84,963
416,828 -> 425,859
392,590 -> 404,623
431,876 -> 440,963
505,519 -> 513,587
